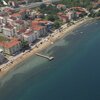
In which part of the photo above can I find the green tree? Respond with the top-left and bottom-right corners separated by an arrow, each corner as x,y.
47,15 -> 55,21
21,40 -> 29,47
54,21 -> 60,29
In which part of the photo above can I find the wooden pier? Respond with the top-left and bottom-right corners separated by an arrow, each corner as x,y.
35,53 -> 54,61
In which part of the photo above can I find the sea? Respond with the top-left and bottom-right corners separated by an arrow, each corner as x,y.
0,19 -> 100,100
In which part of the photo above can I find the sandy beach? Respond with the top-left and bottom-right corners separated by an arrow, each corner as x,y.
0,17 -> 94,77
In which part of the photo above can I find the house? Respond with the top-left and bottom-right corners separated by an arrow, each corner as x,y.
32,19 -> 53,36
11,13 -> 22,20
35,13 -> 44,18
57,4 -> 66,10
32,20 -> 47,36
23,28 -> 38,44
0,15 -> 4,24
14,20 -> 26,31
16,28 -> 26,39
31,21 -> 43,37
32,26 -> 46,37
19,9 -> 31,20
57,13 -> 69,22
7,17 -> 14,23
0,38 -> 21,55
2,23 -> 17,37
3,7 -> 15,15
76,12 -> 83,18
0,13 -> 7,24
8,1 -> 18,7
39,20 -> 53,31
72,7 -> 87,15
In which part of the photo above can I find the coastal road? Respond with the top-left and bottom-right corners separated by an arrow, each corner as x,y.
15,2 -> 44,11
14,0 -> 61,11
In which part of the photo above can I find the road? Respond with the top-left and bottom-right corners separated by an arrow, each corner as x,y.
15,0 -> 60,11
15,2 -> 44,11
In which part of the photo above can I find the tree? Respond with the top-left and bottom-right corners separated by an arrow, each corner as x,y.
47,15 -> 55,21
21,40 -> 29,48
40,4 -> 46,9
54,21 -> 60,29
95,10 -> 100,17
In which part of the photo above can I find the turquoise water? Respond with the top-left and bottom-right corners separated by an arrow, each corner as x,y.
0,20 -> 100,100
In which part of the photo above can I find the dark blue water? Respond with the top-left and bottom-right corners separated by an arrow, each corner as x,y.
0,20 -> 100,100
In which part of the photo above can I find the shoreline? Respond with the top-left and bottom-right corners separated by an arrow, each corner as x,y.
0,17 -> 95,77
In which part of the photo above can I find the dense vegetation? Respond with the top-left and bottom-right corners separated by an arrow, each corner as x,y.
39,4 -> 62,29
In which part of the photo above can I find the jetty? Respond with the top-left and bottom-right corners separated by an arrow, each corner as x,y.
35,53 -> 54,61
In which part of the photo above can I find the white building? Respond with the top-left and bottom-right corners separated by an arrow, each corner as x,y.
23,28 -> 37,44
0,16 -> 7,24
14,20 -> 26,31
2,23 -> 17,37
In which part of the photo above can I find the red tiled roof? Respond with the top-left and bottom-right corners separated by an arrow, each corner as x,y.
5,23 -> 13,29
18,28 -> 26,33
32,26 -> 44,31
11,13 -> 21,17
15,20 -> 24,24
32,20 -> 47,31
32,20 -> 49,26
19,9 -> 26,14
24,30 -> 33,36
57,12 -> 63,15
0,38 -> 20,48
9,16 -> 17,20
97,2 -> 100,4
32,21 -> 39,26
60,15 -> 68,19
3,8 -> 14,13
0,13 -> 7,17
76,12 -> 82,15
39,20 -> 49,24
19,8 -> 30,13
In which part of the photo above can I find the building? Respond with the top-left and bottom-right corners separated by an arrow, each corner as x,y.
19,9 -> 31,20
2,23 -> 17,37
57,13 -> 69,22
32,20 -> 50,36
0,49 -> 5,64
57,4 -> 66,10
14,20 -> 26,31
0,38 -> 21,55
0,13 -> 7,24
32,26 -> 46,37
23,28 -> 37,44
3,7 -> 15,15
11,13 -> 22,20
